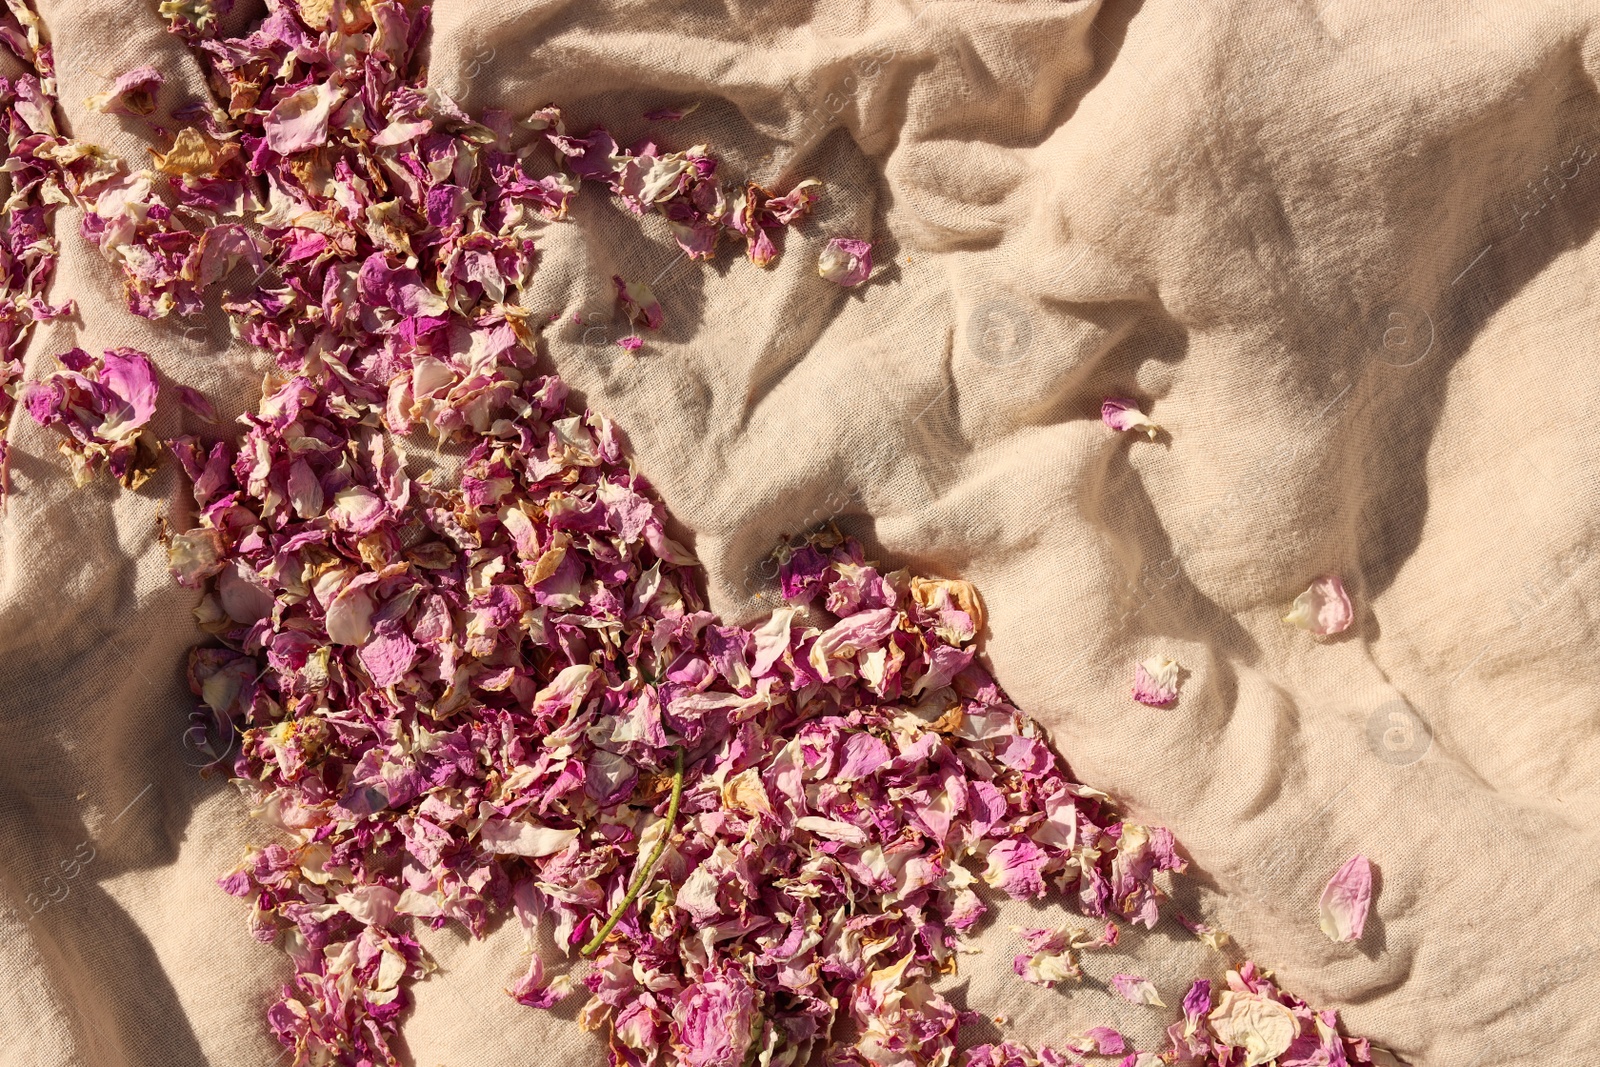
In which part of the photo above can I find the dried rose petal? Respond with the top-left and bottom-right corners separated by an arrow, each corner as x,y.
1284,574 -> 1353,635
818,237 -> 872,287
1132,655 -> 1181,707
1,7 -> 1382,1065
1065,1026 -> 1126,1056
1208,989 -> 1298,1067
263,82 -> 338,155
176,384 -> 217,422
1109,973 -> 1166,1008
84,66 -> 164,116
644,103 -> 699,122
1318,853 -> 1373,943
613,275 -> 663,329
1101,397 -> 1161,439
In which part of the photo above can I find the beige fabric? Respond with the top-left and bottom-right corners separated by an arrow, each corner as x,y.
4,0 -> 1600,1063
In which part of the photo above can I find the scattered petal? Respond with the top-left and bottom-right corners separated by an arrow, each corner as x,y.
1284,574 -> 1353,635
818,237 -> 873,287
84,66 -> 164,116
1318,853 -> 1373,943
1132,655 -> 1181,707
1101,397 -> 1161,439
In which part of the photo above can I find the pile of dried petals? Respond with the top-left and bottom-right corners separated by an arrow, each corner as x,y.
0,14 -> 79,504
0,2 -> 1381,1066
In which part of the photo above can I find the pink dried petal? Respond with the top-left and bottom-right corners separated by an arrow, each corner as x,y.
263,82 -> 338,155
818,237 -> 872,287
1100,397 -> 1161,439
613,276 -> 663,330
1065,1027 -> 1125,1056
176,385 -> 218,422
617,335 -> 643,352
670,965 -> 758,1067
358,631 -> 416,688
1318,853 -> 1372,943
1284,574 -> 1353,635
83,66 -> 164,116
98,348 -> 159,442
1109,973 -> 1166,1008
1132,655 -> 1180,707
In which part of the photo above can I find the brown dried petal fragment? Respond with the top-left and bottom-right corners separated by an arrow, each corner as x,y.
527,531 -> 570,585
910,576 -> 987,635
153,129 -> 224,177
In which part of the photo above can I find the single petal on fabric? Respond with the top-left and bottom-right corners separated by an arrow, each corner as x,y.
84,66 -> 164,115
1109,974 -> 1166,1008
1318,853 -> 1373,943
1064,1027 -> 1126,1056
613,275 -> 663,329
98,348 -> 159,442
152,128 -> 223,177
1132,655 -> 1181,707
818,237 -> 872,287
1100,397 -> 1161,439
1284,574 -> 1354,635
175,385 -> 218,422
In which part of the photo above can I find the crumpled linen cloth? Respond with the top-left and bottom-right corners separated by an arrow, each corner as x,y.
3,0 -> 1599,1064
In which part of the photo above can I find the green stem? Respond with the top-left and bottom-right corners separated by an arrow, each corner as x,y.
580,750 -> 685,958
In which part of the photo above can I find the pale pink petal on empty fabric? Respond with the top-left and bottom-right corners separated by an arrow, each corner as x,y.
1283,574 -> 1353,635
83,66 -> 164,115
1318,853 -> 1373,943
818,237 -> 873,287
263,82 -> 338,155
1064,1027 -> 1125,1056
1132,655 -> 1181,707
613,275 -> 663,329
1109,973 -> 1167,1007
1101,397 -> 1161,439
617,335 -> 643,352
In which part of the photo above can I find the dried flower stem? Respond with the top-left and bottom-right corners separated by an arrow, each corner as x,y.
581,750 -> 685,957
